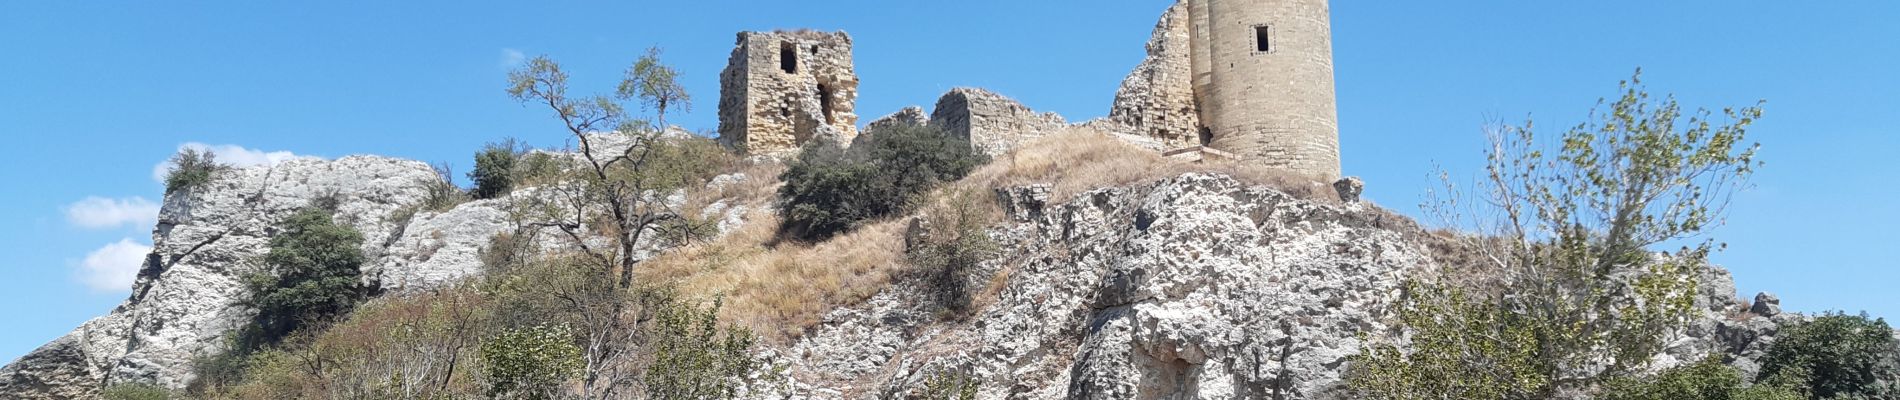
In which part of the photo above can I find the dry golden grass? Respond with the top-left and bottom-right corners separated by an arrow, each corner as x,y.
642,126 -> 1357,344
961,127 -> 1337,205
638,207 -> 908,343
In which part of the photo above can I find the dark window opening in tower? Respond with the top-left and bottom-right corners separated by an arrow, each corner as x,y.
780,42 -> 798,74
1254,25 -> 1271,53
817,84 -> 836,125
810,45 -> 820,54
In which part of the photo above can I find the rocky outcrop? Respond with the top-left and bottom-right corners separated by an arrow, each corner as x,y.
930,88 -> 1070,157
0,156 -> 441,398
0,152 -> 756,399
768,173 -> 1430,399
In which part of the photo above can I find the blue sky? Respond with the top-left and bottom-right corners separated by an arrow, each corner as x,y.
2,1 -> 1895,364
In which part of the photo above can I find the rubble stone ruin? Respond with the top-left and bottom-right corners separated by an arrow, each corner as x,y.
1110,0 -> 1342,179
717,30 -> 860,157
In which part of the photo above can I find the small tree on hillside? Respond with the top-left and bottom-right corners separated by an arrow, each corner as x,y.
245,207 -> 369,347
1350,70 -> 1765,399
471,139 -> 526,200
505,51 -> 736,398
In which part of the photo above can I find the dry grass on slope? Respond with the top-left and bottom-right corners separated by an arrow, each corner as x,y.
961,127 -> 1337,205
641,126 -> 1348,344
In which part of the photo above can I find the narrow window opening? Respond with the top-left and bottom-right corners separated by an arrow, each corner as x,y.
817,84 -> 836,125
779,42 -> 798,74
1254,25 -> 1271,53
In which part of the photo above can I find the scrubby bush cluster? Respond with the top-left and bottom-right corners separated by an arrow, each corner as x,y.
906,188 -> 998,315
164,147 -> 226,194
777,124 -> 988,240
480,325 -> 583,399
1756,313 -> 1900,398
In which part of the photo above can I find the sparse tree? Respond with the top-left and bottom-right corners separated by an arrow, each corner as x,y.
1350,70 -> 1766,399
619,47 -> 691,128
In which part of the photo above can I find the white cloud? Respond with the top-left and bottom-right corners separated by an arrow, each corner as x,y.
76,238 -> 152,292
151,142 -> 305,183
501,48 -> 526,68
64,196 -> 160,230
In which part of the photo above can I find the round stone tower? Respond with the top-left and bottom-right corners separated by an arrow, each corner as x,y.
1189,0 -> 1340,178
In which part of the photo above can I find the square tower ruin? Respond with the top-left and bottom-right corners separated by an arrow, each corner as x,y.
717,30 -> 860,157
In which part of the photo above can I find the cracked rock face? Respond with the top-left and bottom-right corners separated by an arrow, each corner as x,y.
767,173 -> 1430,399
0,156 -> 441,398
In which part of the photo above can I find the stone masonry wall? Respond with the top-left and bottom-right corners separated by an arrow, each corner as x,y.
717,30 -> 860,157
929,88 -> 1069,158
1106,0 -> 1202,148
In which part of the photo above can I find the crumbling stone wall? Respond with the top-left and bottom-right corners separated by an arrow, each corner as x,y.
1107,0 -> 1202,148
717,30 -> 860,157
929,88 -> 1068,157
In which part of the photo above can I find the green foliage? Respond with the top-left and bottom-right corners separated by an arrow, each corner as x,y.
919,370 -> 980,400
164,147 -> 225,194
1600,357 -> 1803,400
1351,71 -> 1765,399
246,207 -> 368,347
101,383 -> 173,400
642,290 -> 764,400
480,325 -> 584,400
471,139 -> 525,200
1757,313 -> 1899,399
777,124 -> 989,240
619,47 -> 691,126
907,188 -> 999,315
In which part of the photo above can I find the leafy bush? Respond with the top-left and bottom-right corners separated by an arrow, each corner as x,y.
777,124 -> 988,240
642,290 -> 765,400
164,147 -> 225,194
907,188 -> 998,315
1600,358 -> 1802,400
245,207 -> 368,347
101,383 -> 172,400
919,370 -> 979,400
480,324 -> 584,400
471,139 -> 524,200
1757,313 -> 1899,399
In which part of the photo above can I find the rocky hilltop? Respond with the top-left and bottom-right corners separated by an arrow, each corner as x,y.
0,145 -> 1791,398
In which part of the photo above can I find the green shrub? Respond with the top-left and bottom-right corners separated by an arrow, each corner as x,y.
101,382 -> 173,400
643,289 -> 765,400
1600,358 -> 1803,400
907,188 -> 998,315
244,207 -> 368,347
163,147 -> 224,194
480,325 -> 584,400
777,125 -> 987,240
919,370 -> 979,400
471,140 -> 523,200
1757,313 -> 1899,398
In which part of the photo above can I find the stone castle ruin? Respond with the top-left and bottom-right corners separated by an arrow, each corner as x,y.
717,30 -> 860,157
720,0 -> 1342,178
1109,0 -> 1342,178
